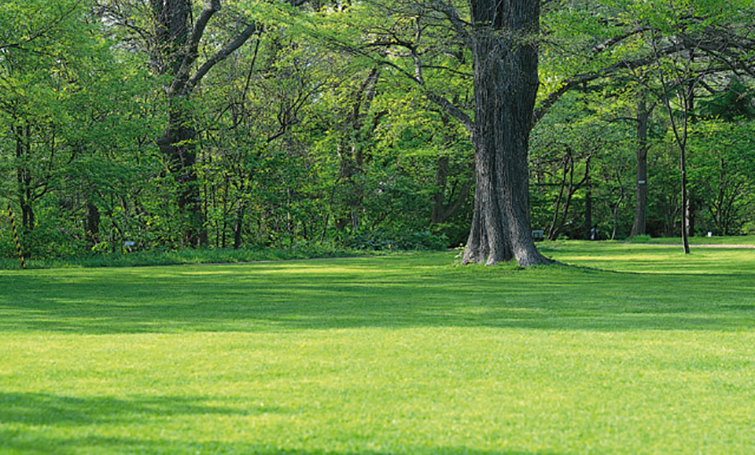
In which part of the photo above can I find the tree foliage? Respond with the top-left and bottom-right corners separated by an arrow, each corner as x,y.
1,0 -> 755,262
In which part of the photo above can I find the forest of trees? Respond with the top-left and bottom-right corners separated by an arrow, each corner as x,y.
2,0 -> 754,265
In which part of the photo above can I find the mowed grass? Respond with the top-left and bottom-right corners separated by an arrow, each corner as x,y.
644,235 -> 755,245
1,243 -> 754,455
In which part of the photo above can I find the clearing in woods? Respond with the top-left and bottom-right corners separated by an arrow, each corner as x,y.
0,241 -> 754,455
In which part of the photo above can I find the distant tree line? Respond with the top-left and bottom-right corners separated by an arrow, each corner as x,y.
1,0 -> 754,263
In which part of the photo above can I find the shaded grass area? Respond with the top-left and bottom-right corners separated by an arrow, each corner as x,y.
1,244 -> 754,454
0,245 -> 374,271
2,249 -> 754,333
628,234 -> 755,245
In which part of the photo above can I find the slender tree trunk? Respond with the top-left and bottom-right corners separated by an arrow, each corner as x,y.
21,202 -> 34,233
233,199 -> 245,249
584,158 -> 592,240
654,37 -> 691,255
85,201 -> 100,247
680,143 -> 690,253
221,179 -> 229,249
611,201 -> 621,240
462,0 -> 548,267
685,77 -> 696,240
15,124 -> 35,232
335,68 -> 379,232
431,155 -> 471,224
547,156 -> 569,240
631,92 -> 651,237
558,166 -> 576,239
431,155 -> 450,224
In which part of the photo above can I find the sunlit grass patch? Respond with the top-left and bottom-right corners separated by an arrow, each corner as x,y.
1,245 -> 754,454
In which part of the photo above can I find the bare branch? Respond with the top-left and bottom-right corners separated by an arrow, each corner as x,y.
426,92 -> 473,131
535,42 -> 686,124
431,1 -> 470,42
591,24 -> 650,54
186,22 -> 258,93
169,0 -> 222,94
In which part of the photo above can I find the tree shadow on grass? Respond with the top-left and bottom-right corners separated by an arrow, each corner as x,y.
0,391 -> 279,427
0,391 -> 567,455
1,434 -> 565,455
0,256 -> 753,334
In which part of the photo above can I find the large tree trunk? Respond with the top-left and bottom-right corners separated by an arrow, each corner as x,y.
462,0 -> 549,267
631,95 -> 650,237
147,0 -> 257,247
152,0 -> 207,246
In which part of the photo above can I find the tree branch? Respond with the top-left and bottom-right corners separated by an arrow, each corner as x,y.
185,22 -> 258,93
591,24 -> 650,54
534,42 -> 686,124
0,0 -> 82,51
170,0 -> 222,94
426,93 -> 473,132
431,1 -> 470,42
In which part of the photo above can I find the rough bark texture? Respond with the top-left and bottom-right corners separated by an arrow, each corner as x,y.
462,0 -> 548,267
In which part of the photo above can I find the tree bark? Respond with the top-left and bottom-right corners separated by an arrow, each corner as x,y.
630,95 -> 650,237
431,155 -> 471,224
680,141 -> 690,253
14,124 -> 35,232
86,201 -> 100,246
462,0 -> 549,267
335,67 -> 380,232
584,158 -> 592,240
156,98 -> 206,246
149,0 -> 258,247
233,199 -> 245,249
152,0 -> 205,246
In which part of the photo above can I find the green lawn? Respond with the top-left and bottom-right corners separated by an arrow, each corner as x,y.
1,243 -> 754,454
638,235 -> 755,245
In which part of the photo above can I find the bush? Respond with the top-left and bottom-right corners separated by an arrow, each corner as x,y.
0,230 -> 16,259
